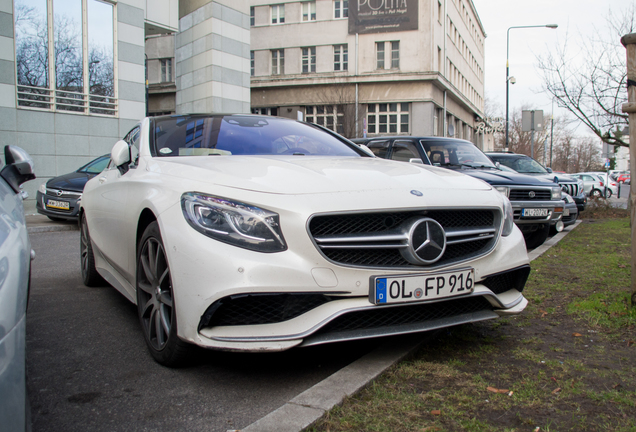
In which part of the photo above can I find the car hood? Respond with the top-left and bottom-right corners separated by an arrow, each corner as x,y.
457,168 -> 558,187
147,156 -> 493,195
47,171 -> 94,192
523,173 -> 577,184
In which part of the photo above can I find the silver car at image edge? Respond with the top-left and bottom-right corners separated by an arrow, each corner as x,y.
80,114 -> 532,367
0,146 -> 36,432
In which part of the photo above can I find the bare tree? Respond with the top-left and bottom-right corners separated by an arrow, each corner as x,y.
315,82 -> 357,138
536,3 -> 635,147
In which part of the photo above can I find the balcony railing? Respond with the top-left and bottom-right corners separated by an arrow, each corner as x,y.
17,85 -> 118,116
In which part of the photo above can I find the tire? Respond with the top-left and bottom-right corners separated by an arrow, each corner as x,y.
136,222 -> 191,367
523,223 -> 550,250
606,189 -> 612,198
590,189 -> 602,198
80,214 -> 105,287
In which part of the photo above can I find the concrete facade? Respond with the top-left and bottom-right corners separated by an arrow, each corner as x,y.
2,0 -> 148,212
175,0 -> 251,114
250,0 -> 486,144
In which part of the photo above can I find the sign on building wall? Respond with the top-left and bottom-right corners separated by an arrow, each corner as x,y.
349,0 -> 419,35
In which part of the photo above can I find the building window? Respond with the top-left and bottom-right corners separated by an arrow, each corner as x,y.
160,59 -> 173,83
14,0 -> 116,115
334,0 -> 348,19
271,49 -> 284,75
250,51 -> 254,76
367,103 -> 409,134
376,42 -> 385,69
302,47 -> 316,74
250,7 -> 255,26
305,105 -> 344,134
251,107 -> 278,116
376,41 -> 399,70
334,44 -> 348,71
302,1 -> 316,21
271,4 -> 285,24
391,41 -> 400,69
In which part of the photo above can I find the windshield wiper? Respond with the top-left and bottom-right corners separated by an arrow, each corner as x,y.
440,163 -> 476,169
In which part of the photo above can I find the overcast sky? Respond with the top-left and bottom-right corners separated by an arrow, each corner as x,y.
471,0 -> 631,136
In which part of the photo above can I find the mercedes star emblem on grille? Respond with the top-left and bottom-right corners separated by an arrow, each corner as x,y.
405,218 -> 447,264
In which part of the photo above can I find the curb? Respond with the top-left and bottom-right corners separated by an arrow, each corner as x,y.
235,222 -> 582,432
238,336 -> 423,432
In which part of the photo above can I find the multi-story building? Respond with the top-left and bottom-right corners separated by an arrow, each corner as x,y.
249,0 -> 487,145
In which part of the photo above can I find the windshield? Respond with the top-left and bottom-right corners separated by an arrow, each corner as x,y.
419,139 -> 496,168
78,156 -> 110,174
153,115 -> 362,157
494,156 -> 549,174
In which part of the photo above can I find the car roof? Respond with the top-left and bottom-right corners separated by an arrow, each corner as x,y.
353,136 -> 474,144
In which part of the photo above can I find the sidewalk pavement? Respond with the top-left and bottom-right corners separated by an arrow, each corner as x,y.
26,214 -> 581,432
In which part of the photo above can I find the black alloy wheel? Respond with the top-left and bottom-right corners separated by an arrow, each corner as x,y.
136,222 -> 191,367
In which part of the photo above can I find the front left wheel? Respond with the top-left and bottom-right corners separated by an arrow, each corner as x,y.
137,222 -> 192,367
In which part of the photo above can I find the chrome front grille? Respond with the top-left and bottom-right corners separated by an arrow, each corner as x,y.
509,189 -> 552,200
309,209 -> 500,269
46,188 -> 82,199
560,183 -> 579,196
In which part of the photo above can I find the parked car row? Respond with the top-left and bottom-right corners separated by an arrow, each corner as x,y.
352,137 -> 565,249
27,115 -> 601,373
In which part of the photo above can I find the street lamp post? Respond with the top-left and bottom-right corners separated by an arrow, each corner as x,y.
506,24 -> 558,151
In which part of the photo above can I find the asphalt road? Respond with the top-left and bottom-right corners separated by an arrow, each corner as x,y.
26,230 -> 378,432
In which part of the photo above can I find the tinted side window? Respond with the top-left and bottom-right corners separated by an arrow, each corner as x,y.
391,141 -> 420,162
365,140 -> 390,158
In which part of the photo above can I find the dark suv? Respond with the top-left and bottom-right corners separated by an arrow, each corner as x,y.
485,152 -> 587,212
353,136 -> 564,249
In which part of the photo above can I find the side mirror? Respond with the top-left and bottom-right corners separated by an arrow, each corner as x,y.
495,162 -> 501,169
409,158 -> 424,164
546,167 -> 553,173
111,140 -> 131,174
1,146 -> 36,193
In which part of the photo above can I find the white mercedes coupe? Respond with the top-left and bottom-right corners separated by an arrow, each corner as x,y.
80,114 -> 531,367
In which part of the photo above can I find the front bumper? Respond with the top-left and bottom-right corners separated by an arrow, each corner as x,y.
160,205 -> 531,352
511,199 -> 563,228
572,194 -> 587,212
36,191 -> 81,220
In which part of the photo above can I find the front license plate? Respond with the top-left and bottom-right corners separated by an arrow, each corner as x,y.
46,199 -> 70,210
563,208 -> 570,216
522,208 -> 549,217
373,268 -> 474,305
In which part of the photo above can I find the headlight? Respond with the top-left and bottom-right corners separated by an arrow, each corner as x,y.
495,186 -> 509,197
563,193 -> 573,204
38,183 -> 46,194
551,186 -> 561,200
181,193 -> 287,252
502,196 -> 514,237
